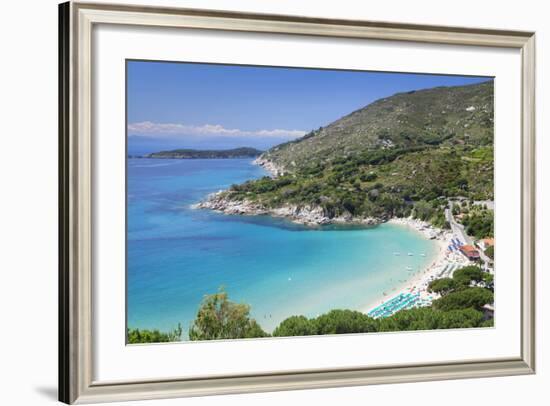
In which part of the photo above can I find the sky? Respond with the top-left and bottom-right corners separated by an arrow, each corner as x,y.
127,60 -> 491,155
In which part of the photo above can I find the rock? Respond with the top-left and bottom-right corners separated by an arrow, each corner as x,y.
253,156 -> 285,177
194,192 -> 382,227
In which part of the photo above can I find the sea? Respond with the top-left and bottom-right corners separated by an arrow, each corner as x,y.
127,158 -> 438,336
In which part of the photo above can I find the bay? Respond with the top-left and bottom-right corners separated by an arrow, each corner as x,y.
127,158 -> 438,337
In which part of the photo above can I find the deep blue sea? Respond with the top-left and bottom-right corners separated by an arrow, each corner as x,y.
127,158 -> 438,336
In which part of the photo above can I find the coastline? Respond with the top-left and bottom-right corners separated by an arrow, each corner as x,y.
253,155 -> 284,177
194,156 -> 381,226
192,156 -> 470,319
193,192 -> 382,226
362,217 -> 470,316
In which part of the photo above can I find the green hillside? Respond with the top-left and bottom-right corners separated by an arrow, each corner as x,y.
207,81 -> 494,224
264,80 -> 493,171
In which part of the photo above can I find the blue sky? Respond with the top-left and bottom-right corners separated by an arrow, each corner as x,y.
127,60 -> 490,154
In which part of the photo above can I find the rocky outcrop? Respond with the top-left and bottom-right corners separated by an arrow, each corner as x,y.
195,191 -> 382,226
253,156 -> 286,177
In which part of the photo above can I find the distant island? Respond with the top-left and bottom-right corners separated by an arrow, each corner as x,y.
144,147 -> 263,159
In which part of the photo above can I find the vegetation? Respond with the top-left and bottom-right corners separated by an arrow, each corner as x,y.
147,147 -> 263,159
215,81 -> 494,225
449,265 -> 493,292
225,145 -> 492,221
428,278 -> 457,296
266,80 -> 494,169
461,209 -> 494,239
314,310 -> 379,335
272,315 -> 317,337
377,307 -> 485,331
273,306 -> 487,337
188,288 -> 269,341
130,83 -> 499,344
432,288 -> 494,312
128,269 -> 494,343
127,324 -> 182,344
192,265 -> 493,341
452,266 -> 487,287
485,245 -> 494,260
480,318 -> 494,327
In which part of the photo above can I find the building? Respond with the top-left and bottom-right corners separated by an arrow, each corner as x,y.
459,244 -> 480,260
477,237 -> 495,251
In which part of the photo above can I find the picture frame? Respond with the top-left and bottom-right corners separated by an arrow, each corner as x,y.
59,1 -> 536,404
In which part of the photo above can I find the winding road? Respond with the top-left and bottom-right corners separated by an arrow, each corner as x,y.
446,201 -> 492,271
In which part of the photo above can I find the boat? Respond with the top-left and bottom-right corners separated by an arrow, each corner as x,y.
407,252 -> 414,256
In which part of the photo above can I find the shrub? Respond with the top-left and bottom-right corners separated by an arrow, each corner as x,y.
365,172 -> 378,181
127,324 -> 182,344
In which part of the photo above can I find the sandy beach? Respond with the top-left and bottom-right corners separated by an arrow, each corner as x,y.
196,153 -> 473,317
363,217 -> 470,316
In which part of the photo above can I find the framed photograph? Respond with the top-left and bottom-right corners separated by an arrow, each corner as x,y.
59,1 -> 536,404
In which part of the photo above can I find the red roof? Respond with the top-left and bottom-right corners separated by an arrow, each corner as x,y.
460,245 -> 480,259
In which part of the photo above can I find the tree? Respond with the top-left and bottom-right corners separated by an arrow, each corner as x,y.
436,308 -> 484,329
481,273 -> 494,291
462,210 -> 494,239
242,320 -> 270,339
413,200 -> 434,221
314,309 -> 378,335
485,245 -> 494,260
432,287 -> 493,312
483,273 -> 494,285
480,318 -> 494,327
272,315 -> 317,337
189,288 -> 268,341
452,266 -> 485,287
378,307 -> 485,332
378,307 -> 441,331
127,324 -> 183,344
428,278 -> 457,296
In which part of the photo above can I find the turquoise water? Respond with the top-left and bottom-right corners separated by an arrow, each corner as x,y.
127,158 -> 438,336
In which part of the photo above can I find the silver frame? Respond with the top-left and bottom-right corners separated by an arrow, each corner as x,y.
59,1 -> 536,404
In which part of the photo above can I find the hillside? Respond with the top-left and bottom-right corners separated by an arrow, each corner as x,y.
147,147 -> 263,159
198,81 -> 494,226
263,80 -> 493,171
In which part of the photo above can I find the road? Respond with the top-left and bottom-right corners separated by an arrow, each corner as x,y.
446,201 -> 491,271
446,201 -> 472,245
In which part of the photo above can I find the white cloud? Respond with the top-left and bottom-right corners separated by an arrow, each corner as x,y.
128,121 -> 306,138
